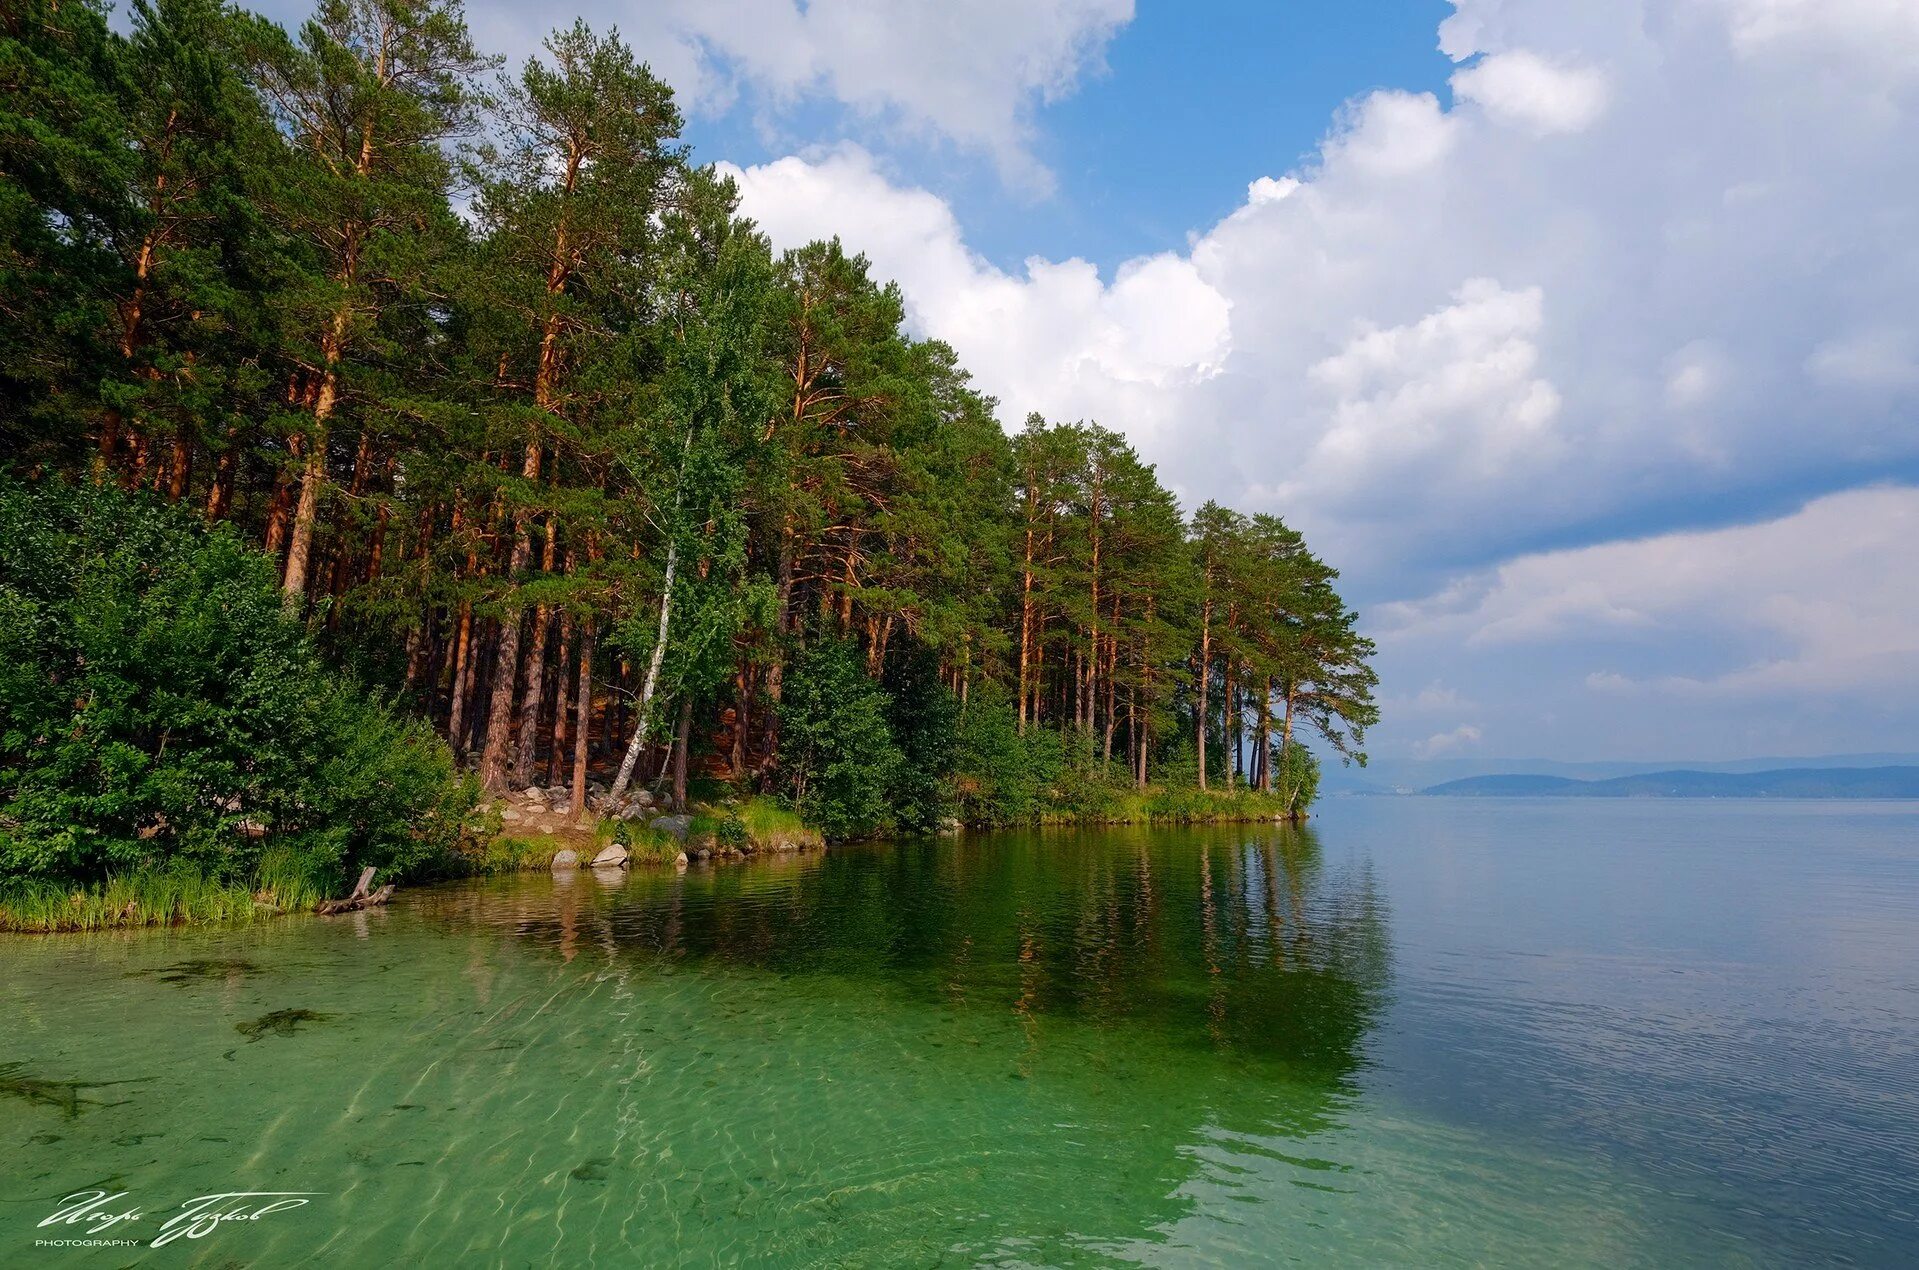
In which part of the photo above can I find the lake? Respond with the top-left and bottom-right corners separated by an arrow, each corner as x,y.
3,798 -> 1916,1266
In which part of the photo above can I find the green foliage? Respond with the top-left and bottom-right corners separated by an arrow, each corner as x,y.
0,480 -> 477,889
950,694 -> 1054,826
1276,743 -> 1321,815
880,644 -> 958,832
778,637 -> 901,839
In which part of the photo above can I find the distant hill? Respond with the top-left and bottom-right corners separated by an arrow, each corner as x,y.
1421,766 -> 1919,799
1319,752 -> 1919,796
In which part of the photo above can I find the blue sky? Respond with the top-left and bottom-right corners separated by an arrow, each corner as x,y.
250,0 -> 1919,766
678,2 -> 1457,275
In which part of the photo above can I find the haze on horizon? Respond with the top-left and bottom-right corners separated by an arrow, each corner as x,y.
245,0 -> 1919,765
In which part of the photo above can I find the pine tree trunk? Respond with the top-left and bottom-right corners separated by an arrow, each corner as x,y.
478,444 -> 544,792
1279,684 -> 1297,813
569,624 -> 594,819
446,602 -> 474,751
204,447 -> 234,522
760,520 -> 795,783
549,613 -> 574,789
1258,676 -> 1274,794
282,310 -> 348,605
1196,601 -> 1211,790
513,517 -> 559,786
670,697 -> 692,813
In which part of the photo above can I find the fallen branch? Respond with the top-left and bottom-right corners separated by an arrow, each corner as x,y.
317,867 -> 391,915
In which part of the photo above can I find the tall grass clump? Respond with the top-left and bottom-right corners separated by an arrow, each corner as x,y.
0,845 -> 338,932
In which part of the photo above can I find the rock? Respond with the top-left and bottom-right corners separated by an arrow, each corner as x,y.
589,844 -> 629,868
674,851 -> 689,868
620,803 -> 650,822
632,789 -> 654,807
550,849 -> 579,870
520,788 -> 545,805
499,807 -> 522,824
649,814 -> 691,841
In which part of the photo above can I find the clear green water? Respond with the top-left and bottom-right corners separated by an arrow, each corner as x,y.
2,798 -> 1916,1266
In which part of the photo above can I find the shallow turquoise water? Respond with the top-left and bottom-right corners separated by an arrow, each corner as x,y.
2,798 -> 1916,1266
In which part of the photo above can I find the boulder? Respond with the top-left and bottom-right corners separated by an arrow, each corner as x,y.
649,814 -> 692,841
550,849 -> 579,870
589,844 -> 629,868
632,789 -> 655,807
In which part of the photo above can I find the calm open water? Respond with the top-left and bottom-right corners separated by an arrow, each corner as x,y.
2,798 -> 1915,1266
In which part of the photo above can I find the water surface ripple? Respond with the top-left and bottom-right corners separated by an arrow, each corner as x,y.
2,799 -> 1915,1266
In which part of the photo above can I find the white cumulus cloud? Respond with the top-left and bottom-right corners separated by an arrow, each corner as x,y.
1452,50 -> 1609,134
721,0 -> 1919,606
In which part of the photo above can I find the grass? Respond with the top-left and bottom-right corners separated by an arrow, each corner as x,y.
1029,780 -> 1297,828
686,796 -> 824,853
736,797 -> 823,849
462,835 -> 573,873
0,846 -> 337,933
612,820 -> 684,864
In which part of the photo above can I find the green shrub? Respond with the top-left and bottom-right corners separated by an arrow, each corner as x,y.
0,479 -> 479,892
777,637 -> 901,839
880,645 -> 958,831
712,809 -> 749,849
951,694 -> 1054,826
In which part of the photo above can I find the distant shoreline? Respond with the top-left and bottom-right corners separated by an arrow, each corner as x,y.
1419,766 -> 1919,799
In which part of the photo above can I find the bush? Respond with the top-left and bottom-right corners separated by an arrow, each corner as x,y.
0,479 -> 478,892
950,692 -> 1054,826
880,644 -> 958,831
777,637 -> 901,839
1274,742 -> 1321,815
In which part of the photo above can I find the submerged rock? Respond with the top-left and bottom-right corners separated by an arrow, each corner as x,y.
235,1009 -> 334,1042
145,958 -> 260,985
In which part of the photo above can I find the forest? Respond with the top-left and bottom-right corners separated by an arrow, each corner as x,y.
0,0 -> 1377,901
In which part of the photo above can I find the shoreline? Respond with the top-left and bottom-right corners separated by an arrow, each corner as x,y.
0,795 -> 1308,934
